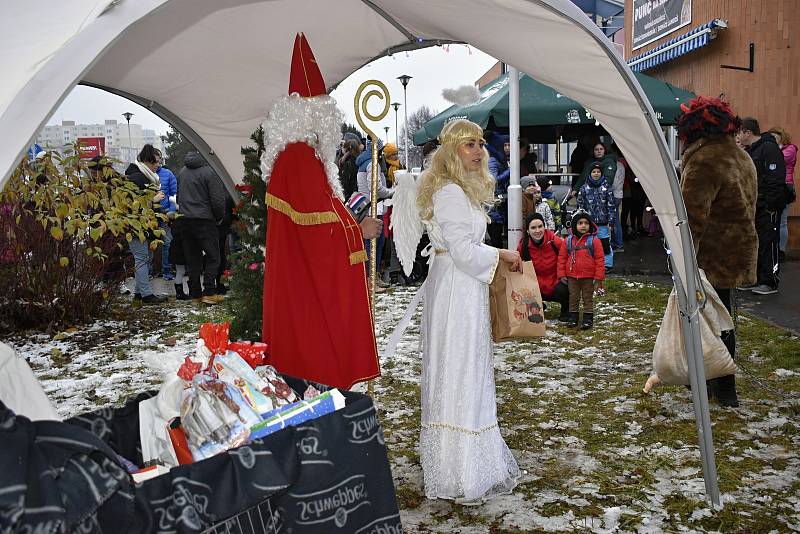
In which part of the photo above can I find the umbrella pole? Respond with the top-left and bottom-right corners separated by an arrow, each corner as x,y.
555,128 -> 561,174
355,79 -> 390,397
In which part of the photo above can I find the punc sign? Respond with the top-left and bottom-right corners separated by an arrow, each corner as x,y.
77,137 -> 106,159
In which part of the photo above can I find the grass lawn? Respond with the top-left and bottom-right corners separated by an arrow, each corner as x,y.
8,278 -> 800,533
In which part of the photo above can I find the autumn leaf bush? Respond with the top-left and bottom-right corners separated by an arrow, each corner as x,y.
0,149 -> 166,333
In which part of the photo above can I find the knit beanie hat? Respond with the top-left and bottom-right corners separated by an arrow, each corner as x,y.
521,175 -> 536,189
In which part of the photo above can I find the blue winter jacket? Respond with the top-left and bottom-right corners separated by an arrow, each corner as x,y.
486,132 -> 510,224
157,166 -> 178,213
577,175 -> 617,227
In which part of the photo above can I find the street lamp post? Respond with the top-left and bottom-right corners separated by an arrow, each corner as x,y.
122,112 -> 134,158
391,102 -> 401,146
397,75 -> 412,169
383,126 -> 390,144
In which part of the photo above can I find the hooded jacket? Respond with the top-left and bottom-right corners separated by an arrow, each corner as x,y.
156,166 -> 178,213
781,143 -> 797,185
486,132 -> 510,224
681,135 -> 757,288
176,152 -> 226,222
557,212 -> 605,280
577,173 -> 617,226
517,228 -> 563,296
746,133 -> 787,211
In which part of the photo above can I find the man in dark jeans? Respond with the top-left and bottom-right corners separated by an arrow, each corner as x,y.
738,117 -> 787,295
177,151 -> 226,304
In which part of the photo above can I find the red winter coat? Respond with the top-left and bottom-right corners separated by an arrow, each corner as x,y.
517,229 -> 563,296
557,229 -> 605,280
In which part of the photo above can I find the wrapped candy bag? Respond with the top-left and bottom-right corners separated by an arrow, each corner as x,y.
212,351 -> 276,414
180,373 -> 260,461
254,365 -> 299,410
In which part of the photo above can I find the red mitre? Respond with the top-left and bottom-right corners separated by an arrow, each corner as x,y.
261,33 -> 379,390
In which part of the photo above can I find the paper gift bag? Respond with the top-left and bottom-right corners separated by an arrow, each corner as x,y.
490,260 -> 546,341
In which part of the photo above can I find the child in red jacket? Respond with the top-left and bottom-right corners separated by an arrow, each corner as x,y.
557,210 -> 605,329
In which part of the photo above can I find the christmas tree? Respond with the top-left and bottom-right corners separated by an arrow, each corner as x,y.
227,127 -> 267,339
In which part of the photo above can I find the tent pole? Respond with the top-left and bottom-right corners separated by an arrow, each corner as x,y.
672,234 -> 722,508
507,66 -> 522,250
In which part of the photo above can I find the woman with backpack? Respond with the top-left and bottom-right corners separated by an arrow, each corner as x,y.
517,213 -> 569,321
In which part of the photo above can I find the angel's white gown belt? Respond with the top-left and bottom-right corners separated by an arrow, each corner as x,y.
382,244 -> 443,359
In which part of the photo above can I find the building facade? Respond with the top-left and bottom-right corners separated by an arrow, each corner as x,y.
624,0 -> 799,254
36,120 -> 164,164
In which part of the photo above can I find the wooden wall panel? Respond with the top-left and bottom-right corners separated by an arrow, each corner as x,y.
625,0 -> 800,252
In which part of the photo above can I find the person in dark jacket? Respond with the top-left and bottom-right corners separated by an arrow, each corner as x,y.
738,117 -> 786,295
571,142 -> 617,194
486,131 -> 510,247
177,151 -> 226,304
338,138 -> 362,199
517,213 -> 569,321
124,144 -> 167,304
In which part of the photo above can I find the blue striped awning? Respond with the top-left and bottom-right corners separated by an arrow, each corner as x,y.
628,19 -> 727,72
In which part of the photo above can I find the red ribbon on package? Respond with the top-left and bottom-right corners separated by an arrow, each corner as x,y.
199,322 -> 230,370
177,356 -> 202,381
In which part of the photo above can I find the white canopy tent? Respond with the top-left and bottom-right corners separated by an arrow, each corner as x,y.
0,0 -> 721,506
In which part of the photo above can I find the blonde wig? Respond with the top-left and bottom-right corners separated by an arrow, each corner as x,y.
416,119 -> 495,221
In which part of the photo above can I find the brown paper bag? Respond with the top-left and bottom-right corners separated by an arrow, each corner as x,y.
489,260 -> 546,341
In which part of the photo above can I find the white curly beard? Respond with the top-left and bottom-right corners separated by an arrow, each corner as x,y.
260,93 -> 344,200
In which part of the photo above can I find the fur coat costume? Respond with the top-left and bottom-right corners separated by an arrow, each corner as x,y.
680,135 -> 758,288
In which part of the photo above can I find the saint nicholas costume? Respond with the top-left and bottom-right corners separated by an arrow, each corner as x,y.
261,34 -> 379,390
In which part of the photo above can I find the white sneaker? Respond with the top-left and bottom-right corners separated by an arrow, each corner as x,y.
751,284 -> 778,295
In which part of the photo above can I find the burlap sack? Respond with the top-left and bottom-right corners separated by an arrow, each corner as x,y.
490,260 -> 546,341
652,271 -> 737,385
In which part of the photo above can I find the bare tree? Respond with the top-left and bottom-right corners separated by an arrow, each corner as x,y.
400,105 -> 436,170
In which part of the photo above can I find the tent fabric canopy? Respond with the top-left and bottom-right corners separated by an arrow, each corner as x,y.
413,71 -> 695,144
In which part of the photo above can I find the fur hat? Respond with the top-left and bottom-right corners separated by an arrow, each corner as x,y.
383,143 -> 398,158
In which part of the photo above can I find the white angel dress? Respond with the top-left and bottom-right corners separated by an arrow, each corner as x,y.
406,182 -> 520,503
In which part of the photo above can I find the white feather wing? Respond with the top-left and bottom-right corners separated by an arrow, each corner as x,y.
390,170 -> 424,277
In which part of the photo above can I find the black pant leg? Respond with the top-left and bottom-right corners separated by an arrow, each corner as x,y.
181,219 -> 205,298
709,286 -> 738,405
754,209 -> 780,288
196,221 -> 220,296
488,223 -> 504,248
621,198 -> 632,229
549,281 -> 570,316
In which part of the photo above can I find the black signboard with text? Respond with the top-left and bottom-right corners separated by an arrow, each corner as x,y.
632,0 -> 692,50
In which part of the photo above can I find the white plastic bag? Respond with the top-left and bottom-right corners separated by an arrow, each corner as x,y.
651,271 -> 736,386
139,396 -> 179,468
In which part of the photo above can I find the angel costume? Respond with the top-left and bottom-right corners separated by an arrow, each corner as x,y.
419,182 -> 520,502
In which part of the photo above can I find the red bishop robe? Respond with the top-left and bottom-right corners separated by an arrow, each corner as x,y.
262,142 -> 379,389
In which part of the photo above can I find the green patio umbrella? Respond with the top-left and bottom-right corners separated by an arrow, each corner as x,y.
413,72 -> 694,145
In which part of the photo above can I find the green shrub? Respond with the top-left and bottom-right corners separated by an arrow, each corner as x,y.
0,149 -> 166,332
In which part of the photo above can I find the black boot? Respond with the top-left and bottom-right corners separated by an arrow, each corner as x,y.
712,374 -> 739,407
558,307 -> 570,322
581,312 -> 594,330
174,283 -> 190,301
567,312 -> 579,328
